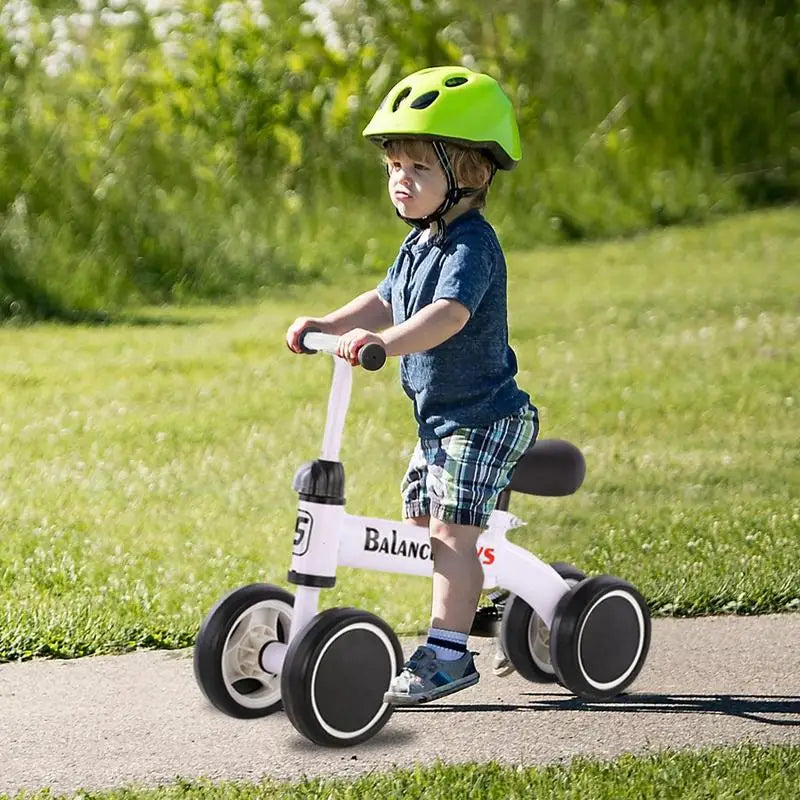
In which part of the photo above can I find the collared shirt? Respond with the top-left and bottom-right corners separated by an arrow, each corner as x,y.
377,209 -> 531,438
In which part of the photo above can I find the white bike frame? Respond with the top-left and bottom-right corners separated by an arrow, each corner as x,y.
260,349 -> 569,675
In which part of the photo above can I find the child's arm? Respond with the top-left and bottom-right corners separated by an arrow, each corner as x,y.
286,291 -> 392,353
321,290 -> 393,334
382,299 -> 469,356
337,299 -> 469,363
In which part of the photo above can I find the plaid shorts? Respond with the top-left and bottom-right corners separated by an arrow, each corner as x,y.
401,405 -> 539,528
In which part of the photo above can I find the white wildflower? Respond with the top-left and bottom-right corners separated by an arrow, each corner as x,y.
52,14 -> 70,40
68,13 -> 95,37
42,50 -> 69,78
161,37 -> 187,61
12,3 -> 31,28
213,2 -> 242,34
144,0 -> 176,14
9,43 -> 29,68
100,8 -> 140,27
301,0 -> 345,52
151,17 -> 170,40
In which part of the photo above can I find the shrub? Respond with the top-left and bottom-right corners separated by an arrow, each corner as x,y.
1,0 -> 798,318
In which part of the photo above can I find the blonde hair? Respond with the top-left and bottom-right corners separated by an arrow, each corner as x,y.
383,139 -> 494,209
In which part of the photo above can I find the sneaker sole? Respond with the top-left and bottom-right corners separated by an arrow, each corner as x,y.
383,672 -> 480,706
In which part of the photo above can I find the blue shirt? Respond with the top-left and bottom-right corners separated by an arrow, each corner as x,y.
376,209 -> 531,438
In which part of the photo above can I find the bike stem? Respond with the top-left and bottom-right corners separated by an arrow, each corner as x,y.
320,357 -> 352,461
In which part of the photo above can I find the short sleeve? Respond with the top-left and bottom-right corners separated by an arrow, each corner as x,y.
432,232 -> 496,315
376,257 -> 398,303
377,236 -> 414,303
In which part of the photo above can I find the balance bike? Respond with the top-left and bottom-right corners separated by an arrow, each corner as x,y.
193,331 -> 651,747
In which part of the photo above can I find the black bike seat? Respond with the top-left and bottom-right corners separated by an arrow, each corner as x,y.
508,439 -> 586,497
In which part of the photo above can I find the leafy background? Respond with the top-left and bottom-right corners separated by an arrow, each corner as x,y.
1,0 -> 798,319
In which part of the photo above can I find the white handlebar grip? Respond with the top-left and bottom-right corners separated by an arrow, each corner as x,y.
299,330 -> 386,371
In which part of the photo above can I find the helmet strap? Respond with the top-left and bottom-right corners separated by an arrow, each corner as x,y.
396,140 -> 479,240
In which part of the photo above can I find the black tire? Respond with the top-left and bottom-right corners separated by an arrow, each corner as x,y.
281,607 -> 403,747
549,575 -> 651,701
499,562 -> 586,683
194,583 -> 294,718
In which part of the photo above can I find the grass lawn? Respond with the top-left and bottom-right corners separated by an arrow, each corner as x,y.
0,208 -> 797,660
4,744 -> 798,800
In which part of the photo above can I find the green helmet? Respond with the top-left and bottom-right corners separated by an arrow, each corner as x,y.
363,66 -> 521,170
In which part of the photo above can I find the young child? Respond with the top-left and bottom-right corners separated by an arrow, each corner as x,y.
286,66 -> 537,704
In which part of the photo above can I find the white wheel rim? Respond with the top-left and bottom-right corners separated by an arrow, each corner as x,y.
311,622 -> 397,739
529,615 -> 553,673
577,589 -> 646,691
221,599 -> 293,709
528,577 -> 581,674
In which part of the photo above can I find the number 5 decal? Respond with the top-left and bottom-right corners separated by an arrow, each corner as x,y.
293,510 -> 313,556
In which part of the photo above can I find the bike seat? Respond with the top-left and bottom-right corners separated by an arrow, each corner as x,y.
508,438 -> 586,497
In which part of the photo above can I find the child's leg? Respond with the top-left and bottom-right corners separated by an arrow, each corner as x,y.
405,515 -> 484,633
429,518 -> 483,633
386,409 -> 535,705
385,515 -> 482,706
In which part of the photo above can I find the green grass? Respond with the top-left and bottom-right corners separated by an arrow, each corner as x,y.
0,208 -> 798,661
4,745 -> 798,800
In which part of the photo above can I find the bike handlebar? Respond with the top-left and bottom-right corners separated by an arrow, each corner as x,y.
299,329 -> 387,372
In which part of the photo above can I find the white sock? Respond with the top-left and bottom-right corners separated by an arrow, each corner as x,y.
426,627 -> 468,661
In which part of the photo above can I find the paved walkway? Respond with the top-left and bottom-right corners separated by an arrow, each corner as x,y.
1,615 -> 798,795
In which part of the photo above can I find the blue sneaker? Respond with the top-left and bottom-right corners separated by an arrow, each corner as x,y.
384,646 -> 480,705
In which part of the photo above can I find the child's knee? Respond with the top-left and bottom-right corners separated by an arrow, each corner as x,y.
429,518 -> 481,546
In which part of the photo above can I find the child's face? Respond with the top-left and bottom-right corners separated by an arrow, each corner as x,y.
386,149 -> 447,220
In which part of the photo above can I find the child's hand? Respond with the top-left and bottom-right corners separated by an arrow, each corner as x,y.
337,329 -> 386,366
286,317 -> 327,353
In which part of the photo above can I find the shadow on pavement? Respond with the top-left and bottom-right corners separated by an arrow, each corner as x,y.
397,694 -> 800,727
288,726 -> 417,753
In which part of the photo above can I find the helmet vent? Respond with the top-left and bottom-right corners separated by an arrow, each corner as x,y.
392,87 -> 411,112
444,76 -> 468,87
410,90 -> 439,109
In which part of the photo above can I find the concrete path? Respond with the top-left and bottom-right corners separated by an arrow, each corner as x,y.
1,615 -> 798,795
